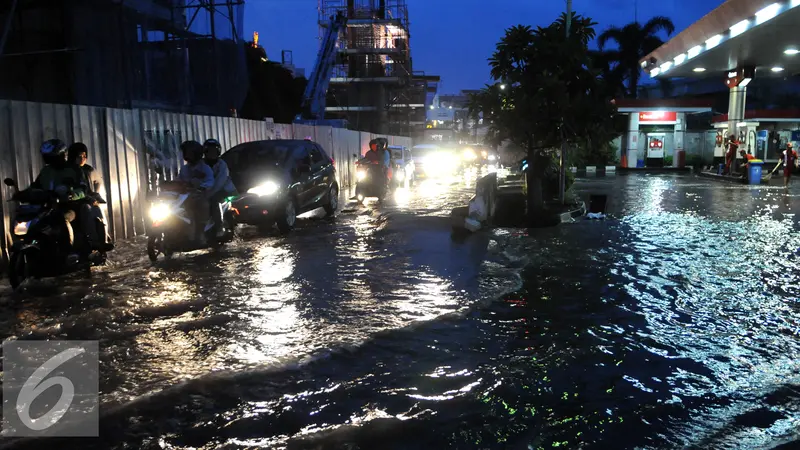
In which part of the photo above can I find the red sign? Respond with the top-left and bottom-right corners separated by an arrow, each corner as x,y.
639,111 -> 677,122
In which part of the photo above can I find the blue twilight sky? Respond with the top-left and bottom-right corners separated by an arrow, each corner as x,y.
244,0 -> 722,93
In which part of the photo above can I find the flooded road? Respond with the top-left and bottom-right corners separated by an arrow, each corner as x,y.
2,173 -> 800,449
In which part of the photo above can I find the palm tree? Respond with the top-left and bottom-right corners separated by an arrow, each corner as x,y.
597,17 -> 675,98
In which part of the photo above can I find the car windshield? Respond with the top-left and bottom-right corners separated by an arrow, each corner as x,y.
391,148 -> 404,160
223,141 -> 296,172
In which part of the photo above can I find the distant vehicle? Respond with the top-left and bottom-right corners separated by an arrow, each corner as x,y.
460,144 -> 496,166
354,158 -> 389,203
389,145 -> 415,186
412,144 -> 460,178
223,139 -> 338,233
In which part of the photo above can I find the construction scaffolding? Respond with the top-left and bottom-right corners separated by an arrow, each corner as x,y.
318,0 -> 429,135
0,0 -> 247,115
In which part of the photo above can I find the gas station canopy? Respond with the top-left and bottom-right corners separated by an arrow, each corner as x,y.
641,0 -> 800,79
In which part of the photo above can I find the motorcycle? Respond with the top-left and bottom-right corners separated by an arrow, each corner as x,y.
146,181 -> 238,261
354,159 -> 391,203
4,178 -> 111,289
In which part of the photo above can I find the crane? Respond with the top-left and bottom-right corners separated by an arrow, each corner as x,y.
294,11 -> 348,126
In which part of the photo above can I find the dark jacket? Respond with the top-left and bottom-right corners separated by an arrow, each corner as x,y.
31,163 -> 89,200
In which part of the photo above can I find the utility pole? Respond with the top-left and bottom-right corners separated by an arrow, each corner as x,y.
559,0 -> 572,204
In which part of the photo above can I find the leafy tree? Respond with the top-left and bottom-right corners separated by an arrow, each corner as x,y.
470,13 -> 617,223
597,17 -> 675,98
241,43 -> 308,123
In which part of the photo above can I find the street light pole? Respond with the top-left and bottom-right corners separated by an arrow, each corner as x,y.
560,0 -> 572,203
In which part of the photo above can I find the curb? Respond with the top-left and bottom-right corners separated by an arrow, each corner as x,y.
559,200 -> 587,224
696,171 -> 757,184
570,166 -> 617,177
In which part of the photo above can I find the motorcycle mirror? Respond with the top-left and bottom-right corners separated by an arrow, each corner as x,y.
3,178 -> 15,187
353,153 -> 358,159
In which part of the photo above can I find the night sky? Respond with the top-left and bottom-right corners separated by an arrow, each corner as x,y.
245,0 -> 723,93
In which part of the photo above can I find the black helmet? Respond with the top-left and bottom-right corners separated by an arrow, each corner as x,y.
41,139 -> 68,166
180,140 -> 204,163
203,139 -> 222,160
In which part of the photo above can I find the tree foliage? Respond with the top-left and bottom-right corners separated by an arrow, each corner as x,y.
597,17 -> 675,98
469,13 -> 618,217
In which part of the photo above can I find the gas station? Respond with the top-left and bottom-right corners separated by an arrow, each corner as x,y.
614,99 -> 713,168
638,0 -> 800,169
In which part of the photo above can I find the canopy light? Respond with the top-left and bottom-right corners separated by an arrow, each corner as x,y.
772,66 -> 785,72
660,61 -> 672,73
674,53 -> 687,65
706,35 -> 723,49
688,45 -> 703,59
793,0 -> 800,7
737,122 -> 748,127
756,3 -> 781,25
650,68 -> 661,77
693,67 -> 706,72
740,78 -> 752,87
730,19 -> 750,37
785,48 -> 800,55
640,61 -> 647,68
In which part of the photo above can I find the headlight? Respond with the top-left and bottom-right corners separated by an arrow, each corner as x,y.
481,151 -> 488,158
463,148 -> 477,161
488,154 -> 497,161
396,171 -> 405,182
150,203 -> 171,222
248,181 -> 279,196
357,169 -> 367,181
13,221 -> 30,236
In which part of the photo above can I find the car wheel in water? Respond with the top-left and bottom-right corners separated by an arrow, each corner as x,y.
9,247 -> 38,290
324,185 -> 339,217
276,199 -> 297,234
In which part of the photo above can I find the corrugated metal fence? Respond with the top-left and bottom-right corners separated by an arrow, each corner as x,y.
1,100 -> 413,263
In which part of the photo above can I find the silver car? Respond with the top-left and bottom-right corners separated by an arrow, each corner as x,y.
389,145 -> 416,186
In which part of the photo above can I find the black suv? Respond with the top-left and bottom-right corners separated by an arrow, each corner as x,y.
222,139 -> 339,233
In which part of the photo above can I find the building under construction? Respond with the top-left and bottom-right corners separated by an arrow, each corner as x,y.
318,0 -> 437,135
0,0 -> 247,115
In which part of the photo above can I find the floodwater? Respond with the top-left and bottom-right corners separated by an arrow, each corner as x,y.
2,173 -> 800,449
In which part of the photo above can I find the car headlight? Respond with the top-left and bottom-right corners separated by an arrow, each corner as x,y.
13,220 -> 30,236
396,171 -> 405,182
463,148 -> 476,161
150,203 -> 171,222
357,169 -> 367,181
248,181 -> 279,196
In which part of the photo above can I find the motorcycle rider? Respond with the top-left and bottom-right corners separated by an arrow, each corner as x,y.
28,139 -> 108,255
363,138 -> 392,187
68,142 -> 112,248
178,140 -> 214,245
202,139 -> 237,237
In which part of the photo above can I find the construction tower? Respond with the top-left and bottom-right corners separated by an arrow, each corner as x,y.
318,0 -> 432,135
